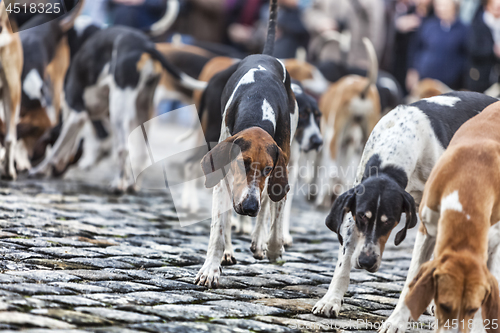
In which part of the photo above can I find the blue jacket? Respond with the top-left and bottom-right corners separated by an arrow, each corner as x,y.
409,16 -> 468,89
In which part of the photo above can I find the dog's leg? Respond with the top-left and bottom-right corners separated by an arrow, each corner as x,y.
195,181 -> 229,288
29,110 -> 88,177
267,196 -> 286,261
109,86 -> 138,193
181,161 -> 199,213
313,217 -> 357,317
379,224 -> 436,333
222,211 -> 236,266
1,63 -> 21,180
283,145 -> 299,247
251,195 -> 270,259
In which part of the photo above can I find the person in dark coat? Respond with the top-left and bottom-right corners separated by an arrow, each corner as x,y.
465,0 -> 500,92
407,0 -> 468,90
108,0 -> 167,30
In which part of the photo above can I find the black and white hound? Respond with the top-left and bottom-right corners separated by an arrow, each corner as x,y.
312,92 -> 498,330
194,0 -> 299,287
29,26 -> 206,192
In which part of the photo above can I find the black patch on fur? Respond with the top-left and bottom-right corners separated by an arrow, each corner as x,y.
411,91 -> 498,148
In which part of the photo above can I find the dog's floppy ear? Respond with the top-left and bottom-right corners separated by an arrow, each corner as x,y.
325,187 -> 357,245
200,136 -> 237,188
395,190 -> 418,246
268,145 -> 290,202
405,261 -> 437,321
482,270 -> 500,328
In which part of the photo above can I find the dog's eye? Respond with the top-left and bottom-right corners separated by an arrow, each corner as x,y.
263,166 -> 273,176
467,308 -> 478,315
300,112 -> 308,120
439,303 -> 452,313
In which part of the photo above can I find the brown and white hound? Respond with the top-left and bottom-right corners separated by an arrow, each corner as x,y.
194,0 -> 299,288
403,101 -> 500,333
0,2 -> 23,180
312,38 -> 381,208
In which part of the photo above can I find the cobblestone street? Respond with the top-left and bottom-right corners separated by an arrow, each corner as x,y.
0,177 -> 433,333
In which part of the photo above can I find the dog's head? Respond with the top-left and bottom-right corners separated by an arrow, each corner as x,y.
201,127 -> 289,217
326,171 -> 417,272
406,252 -> 499,332
291,81 -> 322,152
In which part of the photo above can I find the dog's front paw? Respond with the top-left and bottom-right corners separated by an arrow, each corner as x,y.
221,251 -> 237,266
312,296 -> 342,318
195,261 -> 222,288
250,239 -> 267,260
378,308 -> 410,333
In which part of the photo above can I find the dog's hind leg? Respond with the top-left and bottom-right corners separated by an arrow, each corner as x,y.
109,86 -> 138,193
313,216 -> 358,318
251,195 -> 270,259
283,144 -> 299,247
379,222 -> 436,333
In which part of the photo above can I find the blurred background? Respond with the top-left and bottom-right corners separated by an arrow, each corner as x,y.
72,0 -> 500,96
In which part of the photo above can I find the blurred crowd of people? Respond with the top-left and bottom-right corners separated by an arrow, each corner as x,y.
83,0 -> 500,96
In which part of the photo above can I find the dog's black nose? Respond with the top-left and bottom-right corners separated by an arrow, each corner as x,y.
241,197 -> 260,217
309,135 -> 323,150
358,252 -> 378,271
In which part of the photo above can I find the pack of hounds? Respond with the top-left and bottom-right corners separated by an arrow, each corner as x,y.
1,0 -> 500,332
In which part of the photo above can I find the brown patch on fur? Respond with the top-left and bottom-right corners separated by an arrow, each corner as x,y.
319,75 -> 381,159
408,78 -> 451,103
283,59 -> 314,81
155,43 -> 215,59
201,127 -> 290,202
408,101 -> 500,332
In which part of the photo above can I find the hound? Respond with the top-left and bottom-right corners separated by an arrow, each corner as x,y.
29,26 -> 207,193
312,92 -> 498,324
194,0 -> 299,287
402,101 -> 500,333
312,38 -> 380,208
18,0 -> 84,172
0,3 -> 23,180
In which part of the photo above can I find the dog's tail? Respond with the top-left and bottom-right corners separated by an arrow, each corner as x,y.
146,0 -> 180,37
59,0 -> 86,32
360,37 -> 378,99
146,46 -> 207,91
262,0 -> 278,56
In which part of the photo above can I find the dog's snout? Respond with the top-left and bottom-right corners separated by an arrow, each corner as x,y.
309,135 -> 323,150
358,252 -> 378,272
241,196 -> 260,217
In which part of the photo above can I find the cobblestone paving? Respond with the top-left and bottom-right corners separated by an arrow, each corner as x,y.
0,179 -> 433,332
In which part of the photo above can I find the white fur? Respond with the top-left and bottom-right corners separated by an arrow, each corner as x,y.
291,83 -> 303,95
73,16 -> 96,36
422,95 -> 461,107
300,113 -> 321,151
440,190 -> 463,214
302,68 -> 330,95
356,106 -> 445,199
22,69 -> 44,101
262,99 -> 276,130
222,66 -> 267,132
276,59 -> 287,83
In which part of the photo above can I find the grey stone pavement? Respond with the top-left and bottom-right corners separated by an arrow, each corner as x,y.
0,174 -> 435,333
